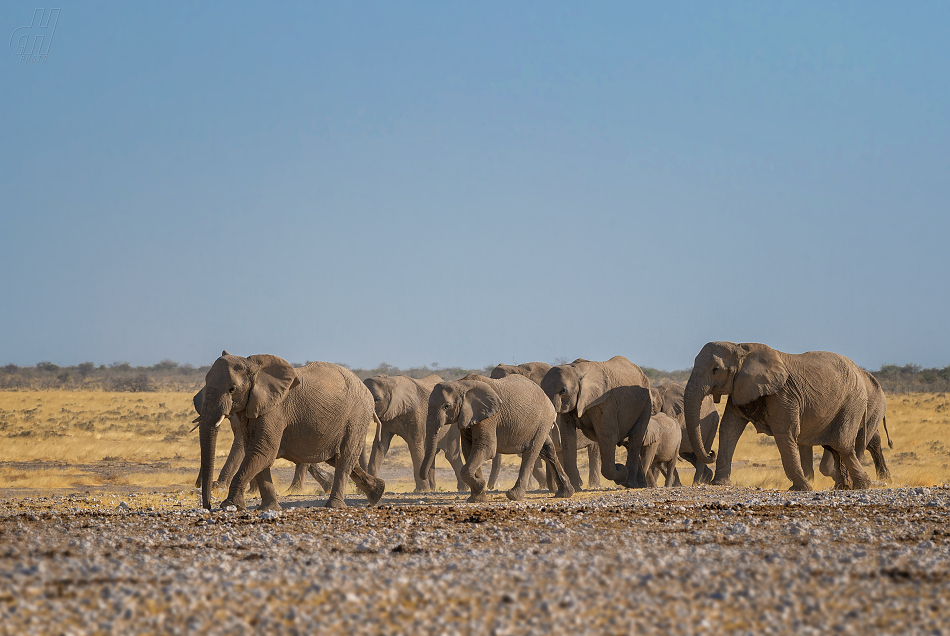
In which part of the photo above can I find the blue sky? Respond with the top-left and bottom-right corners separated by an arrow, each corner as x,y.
1,2 -> 948,370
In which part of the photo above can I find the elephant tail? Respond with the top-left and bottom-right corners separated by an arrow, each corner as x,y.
882,415 -> 893,449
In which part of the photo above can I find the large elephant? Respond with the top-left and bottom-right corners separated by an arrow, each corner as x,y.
684,341 -> 880,491
192,390 -> 333,495
195,352 -> 384,510
540,356 -> 652,489
491,362 -> 602,491
420,374 -> 574,503
649,382 -> 720,485
800,368 -> 893,487
364,374 -> 474,492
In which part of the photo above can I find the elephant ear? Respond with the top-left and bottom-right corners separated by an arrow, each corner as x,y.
640,418 -> 661,448
575,367 -> 609,418
732,345 -> 789,406
380,377 -> 418,421
458,381 -> 501,429
246,354 -> 300,419
193,388 -> 205,414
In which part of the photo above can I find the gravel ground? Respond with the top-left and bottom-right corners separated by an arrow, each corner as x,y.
2,485 -> 950,635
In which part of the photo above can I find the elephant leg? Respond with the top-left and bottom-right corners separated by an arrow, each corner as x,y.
461,437 -> 492,503
710,406 -> 749,486
586,444 -> 601,489
640,442 -> 658,488
212,422 -> 246,490
288,463 -> 308,493
824,447 -> 850,489
404,434 -> 432,493
559,422 -> 584,491
367,430 -> 394,479
867,432 -> 891,482
818,447 -> 839,481
594,437 -> 627,486
623,409 -> 653,488
508,436 -> 547,502
487,454 -> 502,491
442,437 -> 469,492
349,464 -> 385,506
539,438 -> 574,499
224,425 -> 280,511
358,444 -> 369,472
530,458 -> 547,491
838,446 -> 872,490
773,432 -> 812,492
681,451 -> 712,486
308,464 -> 333,494
322,425 -> 367,508
667,463 -> 682,488
799,445 -> 815,482
254,468 -> 280,511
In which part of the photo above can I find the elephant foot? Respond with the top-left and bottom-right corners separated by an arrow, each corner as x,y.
710,476 -> 733,487
788,482 -> 813,492
366,479 -> 385,506
413,484 -> 432,494
569,480 -> 584,493
505,488 -> 526,503
258,500 -> 282,512
555,485 -> 574,499
877,470 -> 892,483
832,480 -> 851,491
852,474 -> 872,490
457,482 -> 470,493
326,497 -> 347,509
220,498 -> 246,512
467,492 -> 489,503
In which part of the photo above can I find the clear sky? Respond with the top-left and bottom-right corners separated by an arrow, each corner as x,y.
2,2 -> 948,371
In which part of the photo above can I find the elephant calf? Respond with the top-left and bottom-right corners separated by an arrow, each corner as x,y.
420,374 -> 574,503
638,413 -> 682,488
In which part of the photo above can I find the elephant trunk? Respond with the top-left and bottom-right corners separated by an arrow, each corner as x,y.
198,391 -> 230,510
419,411 -> 446,482
684,380 -> 716,464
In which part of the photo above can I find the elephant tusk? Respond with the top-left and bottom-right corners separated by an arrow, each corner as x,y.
190,417 -> 201,433
213,414 -> 226,429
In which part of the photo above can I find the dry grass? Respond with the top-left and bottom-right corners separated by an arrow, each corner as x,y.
1,390 -> 947,494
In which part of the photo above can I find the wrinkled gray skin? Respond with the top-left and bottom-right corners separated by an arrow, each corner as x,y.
649,382 -> 720,485
685,342 -> 878,491
540,357 -> 652,489
491,363 -> 601,491
420,375 -> 574,503
192,394 -> 334,495
638,413 -> 682,487
365,374 -> 475,493
800,369 -> 893,487
196,352 -> 384,510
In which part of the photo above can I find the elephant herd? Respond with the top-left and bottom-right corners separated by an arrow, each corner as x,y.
191,342 -> 893,510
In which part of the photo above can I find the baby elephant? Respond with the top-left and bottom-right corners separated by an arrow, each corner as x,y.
637,413 -> 682,488
420,374 -> 575,503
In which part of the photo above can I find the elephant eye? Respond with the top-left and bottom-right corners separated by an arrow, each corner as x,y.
443,403 -> 450,410
229,386 -> 235,394
559,388 -> 567,395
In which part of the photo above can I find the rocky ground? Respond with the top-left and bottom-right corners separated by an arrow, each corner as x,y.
1,485 -> 950,635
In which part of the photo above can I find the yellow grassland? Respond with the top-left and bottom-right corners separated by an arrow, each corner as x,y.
0,390 -> 947,494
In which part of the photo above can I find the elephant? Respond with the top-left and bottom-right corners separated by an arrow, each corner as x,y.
684,341 -> 881,491
649,382 -> 720,485
800,368 -> 893,487
491,362 -> 602,491
364,374 -> 478,492
195,351 -> 384,510
638,413 -> 683,487
540,356 -> 653,489
420,374 -> 574,503
192,391 -> 335,495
